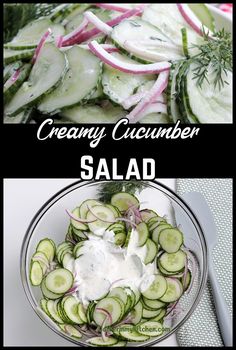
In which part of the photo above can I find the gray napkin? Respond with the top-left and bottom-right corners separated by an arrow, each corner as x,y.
176,179 -> 232,347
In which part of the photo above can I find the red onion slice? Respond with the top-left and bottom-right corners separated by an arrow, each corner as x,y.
65,209 -> 96,223
84,11 -> 113,36
96,308 -> 113,325
88,41 -> 171,74
32,28 -> 52,63
177,4 -> 213,37
62,18 -> 89,46
137,102 -> 167,120
74,8 -> 143,44
127,70 -> 169,123
56,35 -> 63,48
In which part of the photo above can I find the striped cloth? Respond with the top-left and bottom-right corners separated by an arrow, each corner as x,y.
176,179 -> 232,346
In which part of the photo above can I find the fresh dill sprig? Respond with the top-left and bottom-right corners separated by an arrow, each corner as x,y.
191,27 -> 232,90
97,181 -> 147,203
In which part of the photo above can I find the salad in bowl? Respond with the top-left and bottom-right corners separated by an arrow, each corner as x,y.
4,3 -> 232,124
21,180 -> 207,346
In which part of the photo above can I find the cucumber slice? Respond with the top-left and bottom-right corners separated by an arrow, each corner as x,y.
73,241 -> 85,258
111,192 -> 139,212
111,18 -> 182,63
87,205 -> 116,234
188,4 -> 215,32
115,232 -> 126,246
93,297 -> 123,326
4,63 -> 31,103
182,270 -> 192,291
88,337 -> 118,346
108,287 -> 128,306
5,43 -> 67,116
129,286 -> 141,305
151,223 -> 172,244
105,204 -> 120,218
102,52 -> 155,105
118,324 -> 149,342
45,268 -> 73,294
79,199 -> 102,219
71,226 -> 88,241
40,298 -> 50,317
142,307 -> 163,319
4,61 -> 23,83
41,278 -> 64,300
112,340 -> 127,347
130,301 -> 143,325
140,209 -> 159,223
159,228 -> 183,253
151,308 -> 166,322
166,62 -> 184,122
159,251 -> 186,273
46,300 -> 64,324
31,251 -> 48,274
137,321 -> 163,337
30,261 -> 43,286
78,303 -> 87,323
157,260 -> 183,276
141,274 -> 167,300
159,277 -> 183,303
70,207 -> 88,231
139,113 -> 170,124
142,298 -> 166,310
4,48 -> 35,65
144,239 -> 158,265
136,222 -> 149,247
36,238 -> 55,262
38,46 -> 102,114
59,324 -> 82,339
63,296 -> 84,324
60,104 -> 126,123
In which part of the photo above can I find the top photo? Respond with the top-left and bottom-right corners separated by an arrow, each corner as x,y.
3,3 -> 233,124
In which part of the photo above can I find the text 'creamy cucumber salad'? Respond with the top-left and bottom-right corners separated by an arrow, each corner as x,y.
4,3 -> 232,124
29,191 -> 195,346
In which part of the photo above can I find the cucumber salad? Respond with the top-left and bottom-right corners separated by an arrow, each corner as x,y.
30,191 -> 195,346
4,3 -> 232,124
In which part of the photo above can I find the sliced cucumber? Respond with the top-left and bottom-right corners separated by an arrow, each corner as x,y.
63,296 -> 84,324
137,320 -> 163,337
36,238 -> 55,262
40,298 -> 50,317
4,61 -> 23,82
45,268 -> 73,294
159,277 -> 183,303
60,104 -> 126,124
157,260 -> 179,276
79,199 -> 102,219
140,209 -> 159,223
105,204 -> 121,218
151,308 -> 166,322
70,207 -> 88,231
4,48 -> 35,65
136,222 -> 149,247
31,251 -> 48,274
88,337 -> 118,346
159,251 -> 187,273
38,46 -> 102,114
130,301 -> 143,325
159,228 -> 183,253
87,205 -> 116,234
182,270 -> 192,291
118,324 -> 149,342
151,223 -> 172,244
93,297 -> 123,326
111,18 -> 182,63
144,239 -> 158,265
102,52 -> 155,105
41,278 -> 64,300
142,307 -> 163,319
30,261 -> 43,286
3,63 -> 32,104
5,43 -> 67,116
115,232 -> 126,246
111,192 -> 139,212
59,324 -> 82,339
141,274 -> 167,300
142,298 -> 166,310
46,299 -> 64,324
109,287 -> 128,306
188,4 -> 215,32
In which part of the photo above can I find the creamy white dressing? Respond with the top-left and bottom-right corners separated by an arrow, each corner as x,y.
64,228 -> 157,305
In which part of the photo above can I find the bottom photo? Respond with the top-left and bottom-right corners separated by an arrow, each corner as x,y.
4,178 -> 233,347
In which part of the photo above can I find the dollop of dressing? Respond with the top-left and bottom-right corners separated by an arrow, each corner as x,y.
65,228 -> 156,305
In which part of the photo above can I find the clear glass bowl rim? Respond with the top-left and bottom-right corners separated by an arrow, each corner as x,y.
20,179 -> 208,347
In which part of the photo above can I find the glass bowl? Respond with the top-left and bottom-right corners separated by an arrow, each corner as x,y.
20,180 -> 208,346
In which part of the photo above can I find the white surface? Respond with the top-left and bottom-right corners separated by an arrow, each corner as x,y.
4,178 -> 177,347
